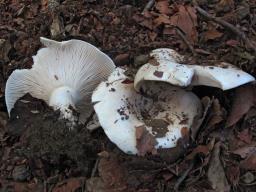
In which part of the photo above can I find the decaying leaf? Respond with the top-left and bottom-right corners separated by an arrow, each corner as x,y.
236,128 -> 252,144
232,146 -> 256,159
203,23 -> 223,41
226,165 -> 240,186
186,138 -> 215,160
155,0 -> 170,15
136,126 -> 158,156
240,152 -> 256,171
207,142 -> 230,192
170,5 -> 198,44
226,84 -> 256,127
0,38 -> 11,62
52,177 -> 86,192
97,151 -> 128,191
216,0 -> 234,13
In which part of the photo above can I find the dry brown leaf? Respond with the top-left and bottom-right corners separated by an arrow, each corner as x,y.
226,165 -> 240,186
240,153 -> 256,171
236,128 -> 252,144
136,125 -> 157,156
0,180 -> 42,192
86,177 -> 106,192
170,5 -> 198,44
232,146 -> 256,159
41,0 -> 48,10
186,138 -> 215,160
155,0 -> 170,15
204,23 -> 223,41
97,152 -> 128,191
225,39 -> 240,47
153,14 -> 170,27
208,99 -> 225,128
52,177 -> 85,192
216,0 -> 234,13
207,142 -> 230,192
226,84 -> 256,127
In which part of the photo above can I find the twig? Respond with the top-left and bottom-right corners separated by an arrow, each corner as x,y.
142,0 -> 155,14
174,160 -> 195,191
90,158 -> 100,177
175,28 -> 197,56
195,6 -> 256,53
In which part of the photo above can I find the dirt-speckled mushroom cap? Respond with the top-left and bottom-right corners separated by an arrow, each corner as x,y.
92,68 -> 202,154
135,48 -> 255,91
188,62 -> 255,90
134,48 -> 194,91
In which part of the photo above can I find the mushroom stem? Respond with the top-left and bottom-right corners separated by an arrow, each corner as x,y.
49,86 -> 80,121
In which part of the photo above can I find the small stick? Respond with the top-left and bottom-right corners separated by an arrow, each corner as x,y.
174,160 -> 195,191
195,6 -> 256,53
175,28 -> 197,56
91,158 -> 100,177
142,0 -> 155,13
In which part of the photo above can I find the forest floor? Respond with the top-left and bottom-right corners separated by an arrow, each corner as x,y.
0,0 -> 256,191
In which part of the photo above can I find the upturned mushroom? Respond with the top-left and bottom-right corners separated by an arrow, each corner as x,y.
92,67 -> 202,154
5,37 -> 115,124
92,48 -> 255,155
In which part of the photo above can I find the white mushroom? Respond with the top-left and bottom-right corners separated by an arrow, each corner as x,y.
134,48 -> 194,91
92,68 -> 202,154
5,37 -> 115,124
136,48 -> 255,91
189,63 -> 255,90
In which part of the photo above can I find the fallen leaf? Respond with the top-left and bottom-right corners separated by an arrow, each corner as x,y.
186,138 -> 215,160
207,142 -> 230,192
226,84 -> 256,127
0,180 -> 42,192
240,153 -> 256,171
236,128 -> 252,144
52,177 -> 86,192
41,0 -> 48,11
50,13 -> 65,38
97,152 -> 128,191
136,125 -> 157,156
204,23 -> 223,41
155,0 -> 170,15
226,165 -> 240,186
216,0 -> 234,13
232,146 -> 256,159
148,31 -> 157,41
225,39 -> 239,47
86,177 -> 106,192
0,38 -> 11,62
153,14 -> 170,27
170,5 -> 198,44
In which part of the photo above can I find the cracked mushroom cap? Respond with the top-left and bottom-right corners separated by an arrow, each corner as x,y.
5,37 -> 115,123
188,63 -> 255,90
134,49 -> 194,91
135,48 -> 255,91
92,68 -> 202,154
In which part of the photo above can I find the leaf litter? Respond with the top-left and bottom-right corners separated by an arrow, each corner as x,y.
0,0 -> 256,191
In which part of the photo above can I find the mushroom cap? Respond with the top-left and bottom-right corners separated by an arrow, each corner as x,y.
188,63 -> 255,90
135,48 -> 255,91
92,68 -> 202,154
5,37 -> 115,122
